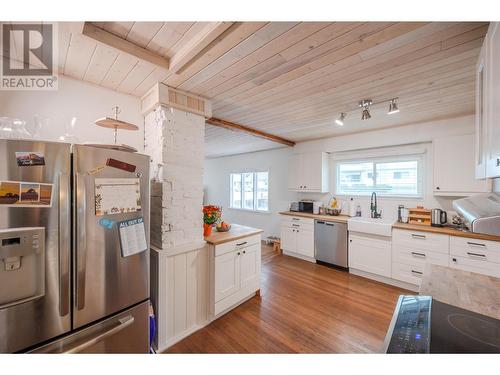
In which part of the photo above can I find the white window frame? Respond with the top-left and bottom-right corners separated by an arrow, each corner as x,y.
230,171 -> 269,212
334,154 -> 424,198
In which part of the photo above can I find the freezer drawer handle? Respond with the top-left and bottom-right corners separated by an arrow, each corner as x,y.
62,315 -> 135,354
76,173 -> 87,310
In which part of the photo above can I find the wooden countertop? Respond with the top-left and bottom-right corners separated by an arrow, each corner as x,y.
393,222 -> 500,242
204,224 -> 263,245
279,211 -> 350,223
420,264 -> 500,320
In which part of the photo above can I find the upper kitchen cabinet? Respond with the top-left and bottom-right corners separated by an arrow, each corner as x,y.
434,134 -> 491,196
475,43 -> 487,179
486,22 -> 500,178
476,22 -> 500,178
288,152 -> 329,193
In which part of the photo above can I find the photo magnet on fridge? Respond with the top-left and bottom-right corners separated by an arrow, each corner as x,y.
15,152 -> 45,166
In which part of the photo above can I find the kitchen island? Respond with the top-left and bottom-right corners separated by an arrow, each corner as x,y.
205,224 -> 263,318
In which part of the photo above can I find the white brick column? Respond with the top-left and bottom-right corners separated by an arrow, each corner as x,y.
145,106 -> 205,250
142,84 -> 211,351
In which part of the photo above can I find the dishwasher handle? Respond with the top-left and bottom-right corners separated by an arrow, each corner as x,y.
316,221 -> 325,224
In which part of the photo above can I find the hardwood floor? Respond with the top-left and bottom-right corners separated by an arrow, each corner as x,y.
166,244 -> 411,353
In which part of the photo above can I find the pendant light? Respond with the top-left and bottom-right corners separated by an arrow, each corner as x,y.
335,112 -> 346,126
388,98 -> 400,114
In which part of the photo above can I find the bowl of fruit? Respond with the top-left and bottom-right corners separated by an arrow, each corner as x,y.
216,221 -> 231,232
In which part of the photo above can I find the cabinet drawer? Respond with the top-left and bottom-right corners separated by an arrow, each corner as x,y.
450,236 -> 500,263
392,245 -> 449,267
450,256 -> 500,277
281,216 -> 314,231
391,261 -> 425,286
214,234 -> 261,257
392,229 -> 449,254
281,215 -> 314,226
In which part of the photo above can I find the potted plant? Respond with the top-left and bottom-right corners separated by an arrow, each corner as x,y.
202,205 -> 221,237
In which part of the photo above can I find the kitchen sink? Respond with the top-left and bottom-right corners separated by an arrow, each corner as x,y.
347,217 -> 395,237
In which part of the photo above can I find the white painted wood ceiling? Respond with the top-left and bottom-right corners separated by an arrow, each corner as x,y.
6,22 -> 488,157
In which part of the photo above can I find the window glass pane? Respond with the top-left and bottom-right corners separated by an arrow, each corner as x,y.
255,172 -> 269,211
336,158 -> 421,197
230,173 -> 241,208
242,172 -> 254,210
337,162 -> 374,194
376,161 -> 419,196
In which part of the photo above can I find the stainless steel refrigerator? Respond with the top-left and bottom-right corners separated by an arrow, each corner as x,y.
0,140 -> 150,353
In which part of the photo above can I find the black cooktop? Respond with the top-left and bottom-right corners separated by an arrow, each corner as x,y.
385,295 -> 500,353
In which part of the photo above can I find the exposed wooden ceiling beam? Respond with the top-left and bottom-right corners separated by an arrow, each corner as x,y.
206,117 -> 296,147
82,22 -> 170,69
169,22 -> 234,74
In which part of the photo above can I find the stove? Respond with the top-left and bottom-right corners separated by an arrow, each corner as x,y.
384,295 -> 500,353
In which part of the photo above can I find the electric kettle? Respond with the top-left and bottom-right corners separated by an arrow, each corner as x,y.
431,209 -> 447,227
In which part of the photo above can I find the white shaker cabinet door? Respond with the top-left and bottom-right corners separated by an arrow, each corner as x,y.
280,225 -> 297,252
214,251 -> 241,303
240,243 -> 260,289
487,22 -> 500,177
296,228 -> 315,258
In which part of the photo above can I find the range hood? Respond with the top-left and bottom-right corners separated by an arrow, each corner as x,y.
453,193 -> 500,236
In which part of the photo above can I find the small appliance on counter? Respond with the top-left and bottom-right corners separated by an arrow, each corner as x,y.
297,200 -> 321,213
384,295 -> 500,353
290,202 -> 299,212
453,193 -> 500,236
431,208 -> 447,227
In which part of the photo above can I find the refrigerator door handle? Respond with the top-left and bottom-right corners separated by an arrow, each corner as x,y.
62,315 -> 135,354
59,172 -> 71,317
76,173 -> 87,310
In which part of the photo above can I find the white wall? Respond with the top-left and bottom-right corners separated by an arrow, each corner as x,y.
204,147 -> 297,239
204,115 -> 476,237
0,75 -> 144,152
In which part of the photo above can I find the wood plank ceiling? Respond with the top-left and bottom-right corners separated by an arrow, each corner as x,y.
55,21 -> 487,158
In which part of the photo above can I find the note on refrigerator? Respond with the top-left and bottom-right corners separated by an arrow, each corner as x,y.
94,178 -> 141,216
118,217 -> 148,257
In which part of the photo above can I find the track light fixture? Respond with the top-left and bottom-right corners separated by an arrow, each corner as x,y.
359,99 -> 372,121
335,112 -> 346,126
333,97 -> 400,126
388,98 -> 400,115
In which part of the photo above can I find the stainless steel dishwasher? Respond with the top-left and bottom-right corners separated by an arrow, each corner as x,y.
314,220 -> 348,269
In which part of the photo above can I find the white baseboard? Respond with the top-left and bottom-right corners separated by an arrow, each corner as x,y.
349,268 -> 419,292
282,250 -> 316,263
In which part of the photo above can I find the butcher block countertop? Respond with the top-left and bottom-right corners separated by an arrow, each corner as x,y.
204,224 -> 263,245
393,222 -> 500,242
279,211 -> 349,223
420,264 -> 500,320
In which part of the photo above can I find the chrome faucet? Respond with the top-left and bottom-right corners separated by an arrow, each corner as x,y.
370,192 -> 382,218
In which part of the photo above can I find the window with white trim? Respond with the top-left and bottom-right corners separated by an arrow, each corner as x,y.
230,172 -> 269,211
335,156 -> 423,197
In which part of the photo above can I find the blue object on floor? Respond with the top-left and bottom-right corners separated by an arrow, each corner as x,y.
149,302 -> 156,354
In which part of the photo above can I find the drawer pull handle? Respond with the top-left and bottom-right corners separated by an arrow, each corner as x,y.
467,242 -> 486,247
292,224 -> 300,227
467,251 -> 486,258
292,218 -> 300,221
411,234 -> 426,239
411,252 -> 426,258
236,241 -> 247,246
411,270 -> 423,275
